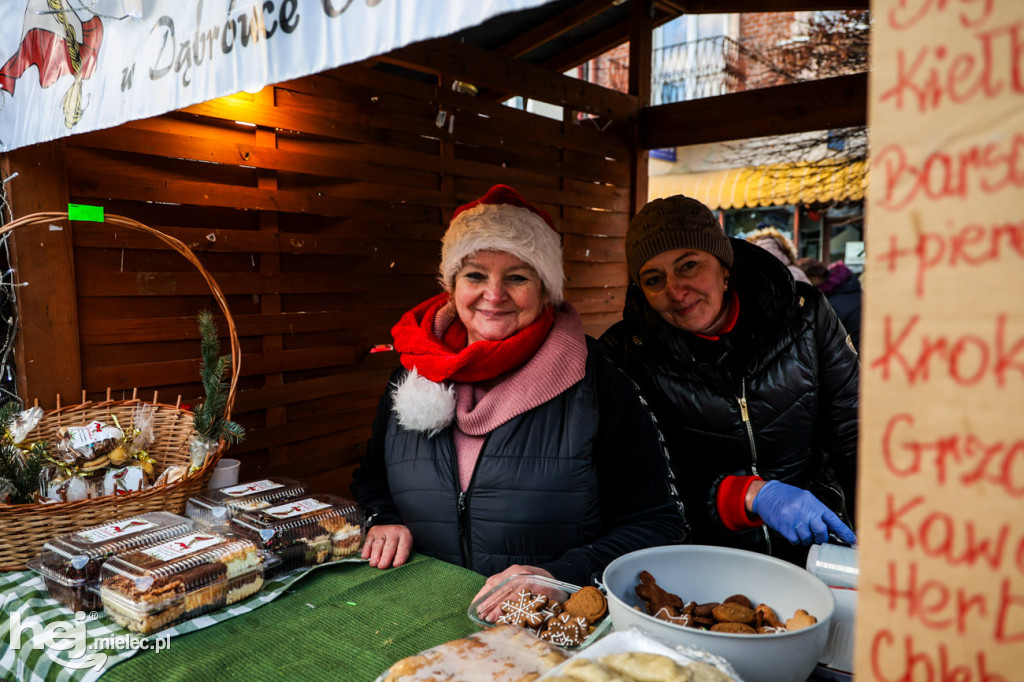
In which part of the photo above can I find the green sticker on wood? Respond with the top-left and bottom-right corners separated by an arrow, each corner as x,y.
68,203 -> 104,222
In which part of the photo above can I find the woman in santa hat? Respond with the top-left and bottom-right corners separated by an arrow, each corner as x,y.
352,185 -> 687,595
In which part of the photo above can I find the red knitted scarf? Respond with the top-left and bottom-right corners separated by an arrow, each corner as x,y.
391,292 -> 555,383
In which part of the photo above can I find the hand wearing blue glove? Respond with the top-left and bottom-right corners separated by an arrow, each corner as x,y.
751,480 -> 857,545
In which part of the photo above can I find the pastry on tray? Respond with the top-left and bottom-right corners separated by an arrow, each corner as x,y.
380,624 -> 567,681
228,493 -> 365,574
27,511 -> 194,612
98,532 -> 264,634
186,477 -> 310,527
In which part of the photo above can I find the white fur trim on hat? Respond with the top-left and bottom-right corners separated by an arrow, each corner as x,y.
391,368 -> 456,436
440,203 -> 565,305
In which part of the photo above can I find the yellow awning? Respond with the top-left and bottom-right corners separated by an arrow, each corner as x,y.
648,161 -> 866,209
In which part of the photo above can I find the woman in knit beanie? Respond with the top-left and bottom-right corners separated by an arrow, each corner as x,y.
352,185 -> 686,595
601,194 -> 859,567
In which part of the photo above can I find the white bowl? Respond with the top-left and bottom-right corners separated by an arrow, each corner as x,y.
602,545 -> 835,682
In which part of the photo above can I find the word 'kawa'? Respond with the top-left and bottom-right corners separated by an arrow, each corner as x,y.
878,494 -> 1024,573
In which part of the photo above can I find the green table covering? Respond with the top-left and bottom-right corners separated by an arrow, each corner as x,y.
102,554 -> 485,682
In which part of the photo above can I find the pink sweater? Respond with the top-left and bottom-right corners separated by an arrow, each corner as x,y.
452,305 -> 588,490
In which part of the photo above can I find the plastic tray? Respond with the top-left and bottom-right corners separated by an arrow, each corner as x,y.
27,511 -> 194,611
228,493 -> 364,574
468,574 -> 612,650
96,531 -> 267,634
536,629 -> 741,680
185,476 -> 310,528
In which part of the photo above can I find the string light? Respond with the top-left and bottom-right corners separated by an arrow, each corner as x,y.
0,178 -> 23,406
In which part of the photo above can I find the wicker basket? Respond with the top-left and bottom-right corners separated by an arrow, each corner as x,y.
0,212 -> 240,570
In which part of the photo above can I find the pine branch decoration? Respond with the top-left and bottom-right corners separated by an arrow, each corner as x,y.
0,400 -> 45,504
192,310 -> 245,444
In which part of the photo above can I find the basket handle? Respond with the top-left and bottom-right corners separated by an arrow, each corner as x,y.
0,212 -> 240,421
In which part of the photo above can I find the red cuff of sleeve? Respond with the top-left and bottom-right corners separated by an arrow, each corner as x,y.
717,476 -> 764,531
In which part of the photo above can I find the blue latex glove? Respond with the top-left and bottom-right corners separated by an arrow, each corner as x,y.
751,480 -> 857,545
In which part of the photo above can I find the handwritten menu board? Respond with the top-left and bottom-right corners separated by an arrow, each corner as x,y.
858,0 -> 1024,678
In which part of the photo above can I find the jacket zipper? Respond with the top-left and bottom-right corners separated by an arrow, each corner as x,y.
457,490 -> 472,571
737,379 -> 772,554
453,433 -> 489,573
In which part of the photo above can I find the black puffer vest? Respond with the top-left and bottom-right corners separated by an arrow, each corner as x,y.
380,346 -> 604,576
601,239 -> 859,563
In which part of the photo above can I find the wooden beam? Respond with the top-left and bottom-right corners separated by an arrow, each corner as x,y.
497,0 -> 613,58
641,72 -> 867,149
1,142 -> 82,408
629,0 -> 653,217
540,8 -> 682,75
542,22 -> 629,74
382,38 -> 637,121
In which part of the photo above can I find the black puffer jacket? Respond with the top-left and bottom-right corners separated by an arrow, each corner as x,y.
601,239 -> 858,564
351,339 -> 688,586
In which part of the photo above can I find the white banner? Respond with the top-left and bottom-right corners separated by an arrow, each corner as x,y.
0,0 -> 553,152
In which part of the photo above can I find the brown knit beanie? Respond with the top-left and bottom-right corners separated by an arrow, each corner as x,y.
626,195 -> 734,285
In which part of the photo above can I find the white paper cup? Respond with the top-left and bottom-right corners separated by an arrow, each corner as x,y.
207,458 -> 241,490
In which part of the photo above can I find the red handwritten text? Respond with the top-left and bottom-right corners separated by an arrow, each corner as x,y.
875,218 -> 1024,297
879,20 -> 1024,112
882,414 -> 1024,494
870,631 -> 1008,682
876,562 -> 1024,641
874,136 -> 1024,212
877,494 -> 1024,573
871,315 -> 1024,387
888,0 -> 994,31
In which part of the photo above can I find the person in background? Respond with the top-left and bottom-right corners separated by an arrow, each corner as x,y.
352,184 -> 687,598
745,224 -> 811,285
798,257 -> 862,353
601,195 -> 858,567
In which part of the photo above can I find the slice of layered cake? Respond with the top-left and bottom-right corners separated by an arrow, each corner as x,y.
99,532 -> 263,634
27,511 -> 194,612
229,494 -> 365,574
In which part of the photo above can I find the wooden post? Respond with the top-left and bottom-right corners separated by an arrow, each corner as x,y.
254,87 -> 288,467
1,141 -> 82,408
628,0 -> 652,218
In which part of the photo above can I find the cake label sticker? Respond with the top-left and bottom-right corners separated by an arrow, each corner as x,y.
76,518 -> 157,542
64,421 -> 123,449
143,533 -> 224,561
264,497 -> 332,519
220,479 -> 284,496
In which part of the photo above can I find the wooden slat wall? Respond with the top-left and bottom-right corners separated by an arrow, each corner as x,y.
7,40 -> 636,495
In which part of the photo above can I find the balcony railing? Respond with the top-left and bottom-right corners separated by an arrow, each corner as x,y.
651,35 -> 745,105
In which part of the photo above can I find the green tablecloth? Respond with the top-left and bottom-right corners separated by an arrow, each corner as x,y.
102,554 -> 484,682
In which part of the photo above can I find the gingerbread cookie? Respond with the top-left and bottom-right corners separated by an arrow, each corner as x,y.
497,588 -> 548,628
711,621 -> 757,634
539,612 -> 588,647
754,603 -> 784,630
711,602 -> 754,624
723,593 -> 753,609
786,608 -> 818,631
635,570 -> 684,618
564,585 -> 608,622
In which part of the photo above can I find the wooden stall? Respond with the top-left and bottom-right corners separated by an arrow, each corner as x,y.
0,0 -> 868,496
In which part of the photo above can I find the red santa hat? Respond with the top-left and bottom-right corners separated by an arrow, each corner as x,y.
439,185 -> 564,305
